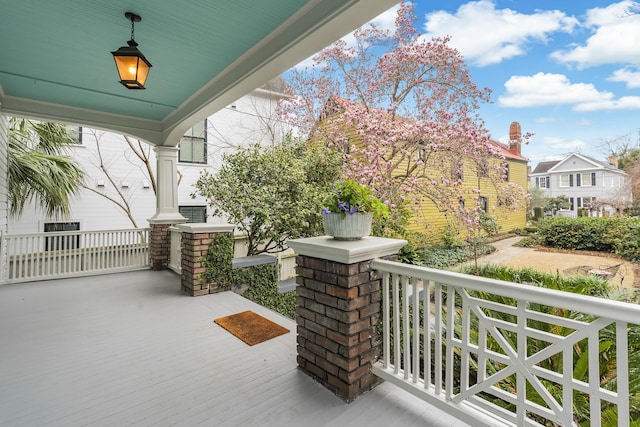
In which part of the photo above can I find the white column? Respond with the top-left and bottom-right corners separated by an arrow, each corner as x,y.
148,146 -> 187,224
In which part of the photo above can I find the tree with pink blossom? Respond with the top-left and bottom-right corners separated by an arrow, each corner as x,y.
281,2 -> 528,239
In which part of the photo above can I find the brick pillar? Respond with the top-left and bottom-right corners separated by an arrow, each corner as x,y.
176,223 -> 235,296
287,236 -> 407,403
149,223 -> 173,270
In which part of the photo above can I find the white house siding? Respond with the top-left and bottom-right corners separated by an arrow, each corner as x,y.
8,86 -> 287,234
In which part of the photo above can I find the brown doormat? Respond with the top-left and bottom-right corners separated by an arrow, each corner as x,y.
214,310 -> 289,346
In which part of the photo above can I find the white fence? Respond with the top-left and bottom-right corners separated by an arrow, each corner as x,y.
0,228 -> 150,284
371,259 -> 639,427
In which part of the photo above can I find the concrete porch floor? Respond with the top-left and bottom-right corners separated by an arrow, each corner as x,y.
0,270 -> 469,427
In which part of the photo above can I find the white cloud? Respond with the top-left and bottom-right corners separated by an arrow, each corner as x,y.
608,66 -> 640,88
541,136 -> 586,151
575,95 -> 640,111
422,0 -> 577,66
498,72 -> 614,108
498,72 -> 640,111
527,153 -> 565,163
550,1 -> 640,68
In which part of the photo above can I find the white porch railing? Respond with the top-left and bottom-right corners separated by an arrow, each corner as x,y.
0,228 -> 150,284
168,226 -> 182,274
371,259 -> 639,427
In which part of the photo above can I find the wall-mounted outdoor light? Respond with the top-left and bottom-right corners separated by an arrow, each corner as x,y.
111,12 -> 152,89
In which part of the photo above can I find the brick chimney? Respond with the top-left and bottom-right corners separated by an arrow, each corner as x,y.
509,121 -> 521,156
608,154 -> 619,168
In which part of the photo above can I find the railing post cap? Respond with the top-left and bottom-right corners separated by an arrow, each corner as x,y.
175,223 -> 235,234
287,236 -> 407,264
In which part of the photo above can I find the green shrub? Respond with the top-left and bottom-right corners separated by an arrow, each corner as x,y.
479,212 -> 501,236
440,222 -> 466,249
200,235 -> 295,318
510,226 -> 537,235
608,218 -> 640,262
536,216 -> 640,262
513,234 -> 543,247
243,281 -> 296,319
399,243 -> 495,268
537,217 -> 620,251
456,264 -> 610,297
397,243 -> 425,266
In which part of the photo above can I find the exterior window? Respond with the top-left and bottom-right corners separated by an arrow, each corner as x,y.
44,221 -> 80,251
502,162 -> 510,182
538,176 -> 547,188
452,160 -> 463,181
591,172 -> 596,186
67,126 -> 82,144
477,160 -> 488,178
577,198 -> 582,208
570,197 -> 574,210
179,206 -> 207,223
478,196 -> 488,213
179,121 -> 207,164
579,173 -> 591,187
537,176 -> 550,188
559,174 -> 574,187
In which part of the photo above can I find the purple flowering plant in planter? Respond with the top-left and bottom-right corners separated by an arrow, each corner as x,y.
322,179 -> 389,219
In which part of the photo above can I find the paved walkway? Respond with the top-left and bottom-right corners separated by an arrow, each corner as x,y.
475,236 -> 532,265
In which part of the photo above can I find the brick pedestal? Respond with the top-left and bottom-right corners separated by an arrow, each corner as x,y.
287,236 -> 406,403
149,223 -> 172,270
176,223 -> 235,296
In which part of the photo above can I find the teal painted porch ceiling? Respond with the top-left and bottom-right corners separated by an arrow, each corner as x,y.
0,0 -> 399,145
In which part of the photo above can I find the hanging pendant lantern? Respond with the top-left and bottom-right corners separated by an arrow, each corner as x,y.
111,12 -> 152,89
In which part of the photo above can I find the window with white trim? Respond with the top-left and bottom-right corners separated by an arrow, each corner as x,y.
559,174 -> 573,187
179,206 -> 207,223
537,176 -> 548,188
578,173 -> 592,187
179,121 -> 207,164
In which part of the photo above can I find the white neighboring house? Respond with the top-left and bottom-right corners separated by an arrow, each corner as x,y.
529,153 -> 632,217
8,78 -> 289,235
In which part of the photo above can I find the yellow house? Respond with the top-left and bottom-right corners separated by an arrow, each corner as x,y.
407,122 -> 529,236
314,98 -> 529,238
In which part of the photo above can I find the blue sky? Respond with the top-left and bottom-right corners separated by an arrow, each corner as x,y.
346,1 -> 640,168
